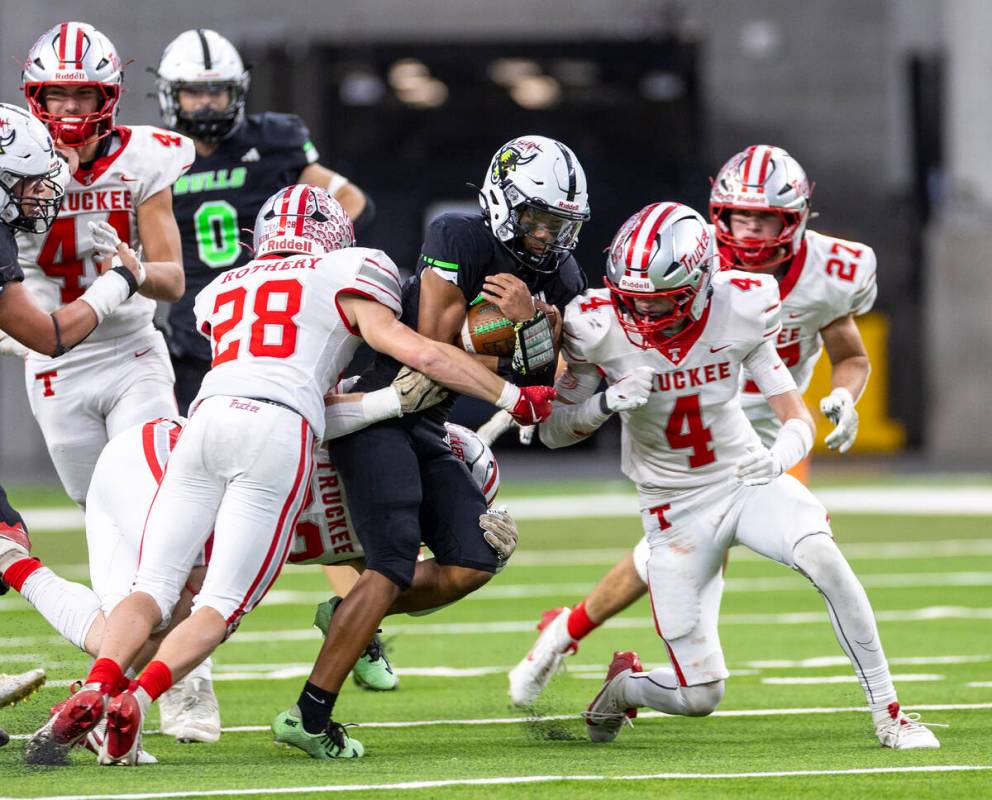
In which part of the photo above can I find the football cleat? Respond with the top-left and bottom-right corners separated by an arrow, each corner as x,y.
271,705 -> 363,759
85,717 -> 158,764
582,650 -> 642,743
315,597 -> 398,691
159,676 -> 221,742
508,607 -> 578,707
0,521 -> 31,575
25,684 -> 106,765
875,702 -> 943,749
99,690 -> 147,766
0,668 -> 46,708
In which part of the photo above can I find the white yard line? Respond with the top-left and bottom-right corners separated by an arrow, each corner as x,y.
17,485 -> 992,535
761,673 -> 944,685
747,654 -> 992,668
8,701 -> 992,741
2,765 -> 990,800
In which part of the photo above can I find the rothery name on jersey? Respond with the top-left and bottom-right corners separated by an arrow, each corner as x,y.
219,256 -> 321,283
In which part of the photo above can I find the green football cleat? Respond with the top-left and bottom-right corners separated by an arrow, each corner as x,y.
314,597 -> 399,691
271,706 -> 363,759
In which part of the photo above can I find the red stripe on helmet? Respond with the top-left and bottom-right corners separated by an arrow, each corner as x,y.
293,186 -> 311,237
741,145 -> 758,185
636,202 -> 679,270
277,187 -> 294,235
74,26 -> 85,68
755,148 -> 772,193
625,202 -> 666,271
57,23 -> 69,64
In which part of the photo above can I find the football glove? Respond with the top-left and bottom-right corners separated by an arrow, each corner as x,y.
87,221 -> 146,287
480,506 -> 518,572
391,366 -> 449,414
734,445 -> 783,486
604,366 -> 654,412
497,384 -> 557,426
510,311 -> 555,375
820,387 -> 859,454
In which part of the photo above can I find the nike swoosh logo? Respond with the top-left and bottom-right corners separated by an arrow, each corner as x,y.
709,344 -> 731,353
120,175 -> 139,182
134,347 -> 153,358
787,312 -> 803,319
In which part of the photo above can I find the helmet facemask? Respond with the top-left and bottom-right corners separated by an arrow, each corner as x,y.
500,191 -> 584,274
711,204 -> 805,271
25,83 -> 121,148
0,166 -> 65,234
162,78 -> 248,143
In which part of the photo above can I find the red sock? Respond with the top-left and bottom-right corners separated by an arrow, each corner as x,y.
87,658 -> 125,695
137,661 -> 173,701
2,557 -> 43,592
566,600 -> 600,641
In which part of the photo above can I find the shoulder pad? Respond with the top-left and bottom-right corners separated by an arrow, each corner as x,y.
561,289 -> 614,364
712,270 -> 782,341
253,112 -> 311,150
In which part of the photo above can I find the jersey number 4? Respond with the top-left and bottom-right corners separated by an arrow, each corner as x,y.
210,279 -> 303,366
664,394 -> 715,468
38,212 -> 130,303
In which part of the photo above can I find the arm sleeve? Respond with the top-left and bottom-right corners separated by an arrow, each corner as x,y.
743,339 -> 798,399
538,363 -> 611,449
322,388 -> 401,441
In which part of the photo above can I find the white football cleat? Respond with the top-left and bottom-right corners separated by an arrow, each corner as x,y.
875,702 -> 943,749
508,607 -> 577,706
0,668 -> 45,708
159,676 -> 220,743
582,650 -> 642,743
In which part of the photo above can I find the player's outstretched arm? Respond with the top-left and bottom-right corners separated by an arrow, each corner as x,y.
342,295 -> 554,424
819,314 -> 870,453
133,187 -> 185,302
0,255 -> 141,357
539,365 -> 654,449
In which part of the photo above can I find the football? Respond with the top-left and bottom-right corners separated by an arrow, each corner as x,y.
461,300 -> 516,357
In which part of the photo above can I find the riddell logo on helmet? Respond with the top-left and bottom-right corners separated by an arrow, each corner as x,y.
619,276 -> 654,292
54,71 -> 87,81
265,237 -> 313,253
557,200 -> 580,212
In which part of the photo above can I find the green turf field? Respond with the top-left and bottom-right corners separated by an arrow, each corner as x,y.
1,481 -> 990,799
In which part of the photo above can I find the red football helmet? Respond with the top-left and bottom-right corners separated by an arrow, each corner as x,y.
604,202 -> 716,348
22,22 -> 124,148
709,144 -> 812,270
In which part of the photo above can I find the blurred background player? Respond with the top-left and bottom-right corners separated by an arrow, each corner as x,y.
277,136 -> 582,758
509,145 -> 878,707
15,21 -> 189,508
533,202 -> 938,750
33,185 -> 551,766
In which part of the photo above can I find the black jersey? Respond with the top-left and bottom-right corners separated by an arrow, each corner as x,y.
354,211 -> 587,397
168,112 -> 318,360
0,226 -> 24,296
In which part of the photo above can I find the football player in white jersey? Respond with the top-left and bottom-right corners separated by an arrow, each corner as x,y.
32,184 -> 552,766
14,21 -> 191,507
509,146 -> 879,708
519,202 -> 937,750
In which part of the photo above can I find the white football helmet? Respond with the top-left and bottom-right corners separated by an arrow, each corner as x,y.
445,423 -> 500,507
253,184 -> 354,258
22,22 -> 123,147
0,104 -> 66,234
480,135 -> 590,273
709,144 -> 813,269
156,29 -> 250,143
604,202 -> 716,347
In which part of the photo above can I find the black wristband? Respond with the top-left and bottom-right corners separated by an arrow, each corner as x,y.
111,265 -> 139,297
599,391 -> 611,415
51,313 -> 69,357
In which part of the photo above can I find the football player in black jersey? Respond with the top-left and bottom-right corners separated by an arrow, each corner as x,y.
0,102 -> 146,746
273,135 -> 590,759
154,28 -> 373,416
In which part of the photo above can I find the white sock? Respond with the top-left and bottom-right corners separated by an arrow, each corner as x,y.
20,566 -> 102,651
622,669 -> 724,716
792,533 -> 898,719
181,656 -> 213,685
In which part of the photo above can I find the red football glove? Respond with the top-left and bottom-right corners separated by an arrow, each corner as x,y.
498,384 -> 557,426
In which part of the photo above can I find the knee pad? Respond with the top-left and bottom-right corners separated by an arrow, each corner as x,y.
791,531 -> 844,586
681,680 -> 725,717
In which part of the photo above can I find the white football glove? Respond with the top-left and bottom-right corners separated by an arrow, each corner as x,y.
391,366 -> 448,414
604,366 -> 654,412
475,409 -> 536,446
88,220 -> 122,261
820,387 -> 859,454
480,506 -> 518,572
734,445 -> 783,486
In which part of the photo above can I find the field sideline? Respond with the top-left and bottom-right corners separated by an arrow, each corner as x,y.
1,479 -> 990,799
